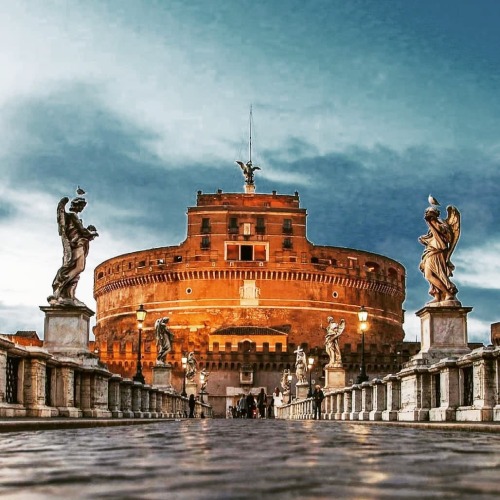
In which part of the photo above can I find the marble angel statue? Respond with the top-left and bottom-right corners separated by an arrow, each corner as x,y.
418,196 -> 461,304
48,188 -> 98,307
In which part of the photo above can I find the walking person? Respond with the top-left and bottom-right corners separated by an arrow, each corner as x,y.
257,388 -> 267,418
188,394 -> 196,418
271,387 -> 283,419
238,394 -> 248,418
312,385 -> 324,420
246,392 -> 256,418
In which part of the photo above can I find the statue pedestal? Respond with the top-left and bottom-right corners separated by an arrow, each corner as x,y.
186,380 -> 197,397
295,382 -> 309,400
325,365 -> 346,390
152,363 -> 173,391
414,305 -> 472,362
39,305 -> 94,355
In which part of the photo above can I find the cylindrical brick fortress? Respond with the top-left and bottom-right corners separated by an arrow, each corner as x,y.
93,189 -> 406,413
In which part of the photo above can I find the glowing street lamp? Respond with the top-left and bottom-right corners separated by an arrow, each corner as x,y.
181,353 -> 188,397
133,304 -> 147,384
307,356 -> 314,397
356,305 -> 369,384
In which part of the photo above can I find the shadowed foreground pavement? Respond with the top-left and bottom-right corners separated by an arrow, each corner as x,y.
0,419 -> 499,499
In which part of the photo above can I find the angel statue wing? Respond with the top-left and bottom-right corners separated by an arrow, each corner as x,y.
338,319 -> 346,335
445,205 -> 461,269
56,197 -> 71,267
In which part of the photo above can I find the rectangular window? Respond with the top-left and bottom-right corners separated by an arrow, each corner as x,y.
201,236 -> 210,249
241,245 -> 253,261
256,217 -> 265,234
254,245 -> 266,261
243,223 -> 251,235
226,244 -> 239,260
283,218 -> 293,234
283,238 -> 293,249
201,218 -> 211,233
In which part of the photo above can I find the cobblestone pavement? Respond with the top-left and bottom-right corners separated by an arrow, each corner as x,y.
0,419 -> 499,499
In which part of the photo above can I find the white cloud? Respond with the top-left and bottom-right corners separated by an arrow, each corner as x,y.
455,240 -> 500,289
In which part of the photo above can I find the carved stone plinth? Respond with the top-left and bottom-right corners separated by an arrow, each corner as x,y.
152,364 -> 173,391
414,305 -> 472,362
324,365 -> 346,390
186,380 -> 197,397
295,382 -> 309,400
40,305 -> 94,355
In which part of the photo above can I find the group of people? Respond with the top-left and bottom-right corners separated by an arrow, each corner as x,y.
228,385 -> 325,419
229,387 -> 284,419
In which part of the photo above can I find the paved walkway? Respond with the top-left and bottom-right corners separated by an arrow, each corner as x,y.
1,419 -> 499,499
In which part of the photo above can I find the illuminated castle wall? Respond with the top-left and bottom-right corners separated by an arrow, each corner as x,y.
93,188 -> 407,415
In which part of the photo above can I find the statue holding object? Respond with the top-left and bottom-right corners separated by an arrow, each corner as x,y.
48,188 -> 98,307
155,317 -> 174,364
419,195 -> 461,304
324,317 -> 346,367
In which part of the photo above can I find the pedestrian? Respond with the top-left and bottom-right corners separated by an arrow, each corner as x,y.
312,384 -> 324,420
188,394 -> 196,418
246,392 -> 256,419
272,387 -> 283,408
257,388 -> 267,418
238,394 -> 248,418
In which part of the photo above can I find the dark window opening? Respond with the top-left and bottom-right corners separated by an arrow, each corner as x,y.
201,236 -> 210,250
201,218 -> 211,233
256,217 -> 266,234
283,238 -> 293,249
241,245 -> 253,261
282,219 -> 293,234
228,217 -> 238,234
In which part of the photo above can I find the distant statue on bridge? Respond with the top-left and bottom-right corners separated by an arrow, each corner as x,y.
154,317 -> 174,364
236,160 -> 260,185
281,368 -> 291,394
294,346 -> 308,384
419,196 -> 461,304
200,368 -> 210,392
186,351 -> 198,381
48,188 -> 98,307
324,317 -> 346,366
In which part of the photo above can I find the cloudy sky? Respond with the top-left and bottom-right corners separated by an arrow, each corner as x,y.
1,1 -> 499,344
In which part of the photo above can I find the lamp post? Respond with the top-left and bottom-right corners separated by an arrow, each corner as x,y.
133,304 -> 147,384
356,305 -> 369,384
307,356 -> 314,397
287,373 -> 293,404
181,353 -> 187,397
199,371 -> 205,403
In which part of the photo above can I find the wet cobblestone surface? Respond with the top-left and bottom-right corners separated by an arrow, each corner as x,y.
0,419 -> 499,499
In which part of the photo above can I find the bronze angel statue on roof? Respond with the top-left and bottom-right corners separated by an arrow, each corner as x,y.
418,196 -> 461,304
48,188 -> 98,307
236,160 -> 260,185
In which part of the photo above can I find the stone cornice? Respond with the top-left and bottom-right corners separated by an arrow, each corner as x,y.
94,269 -> 403,299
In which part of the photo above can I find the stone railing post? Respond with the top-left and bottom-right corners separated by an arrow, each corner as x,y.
359,381 -> 373,420
350,385 -> 362,420
382,375 -> 400,421
149,388 -> 158,418
120,378 -> 134,418
141,384 -> 151,418
341,389 -> 352,420
132,381 -> 143,418
335,391 -> 343,420
108,374 -> 123,418
369,379 -> 385,421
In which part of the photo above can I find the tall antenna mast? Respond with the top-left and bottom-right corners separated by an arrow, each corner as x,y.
249,104 -> 253,163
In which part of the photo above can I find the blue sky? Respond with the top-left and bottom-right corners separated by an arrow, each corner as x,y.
1,1 -> 499,344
